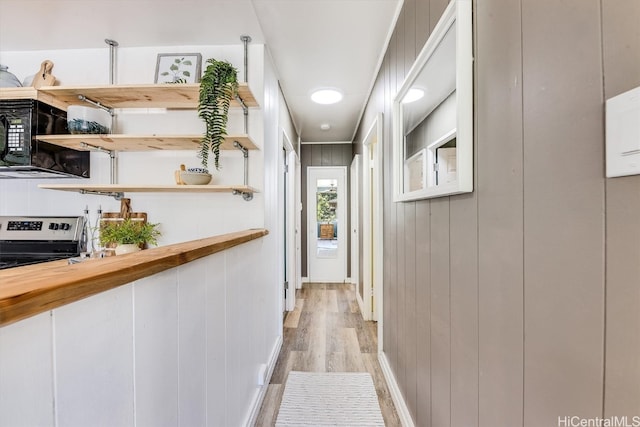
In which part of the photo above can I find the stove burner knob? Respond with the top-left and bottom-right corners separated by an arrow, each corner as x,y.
48,223 -> 56,230
62,223 -> 70,230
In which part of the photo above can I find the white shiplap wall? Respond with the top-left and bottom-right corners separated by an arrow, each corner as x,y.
0,239 -> 279,426
0,43 -> 286,426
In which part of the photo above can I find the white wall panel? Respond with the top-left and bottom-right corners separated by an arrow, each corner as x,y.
54,284 -> 134,427
225,243 -> 256,426
0,312 -> 54,427
134,269 -> 179,427
178,258 -> 208,427
0,238 -> 275,427
205,252 -> 228,426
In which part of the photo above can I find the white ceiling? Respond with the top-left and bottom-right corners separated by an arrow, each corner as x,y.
0,0 -> 402,143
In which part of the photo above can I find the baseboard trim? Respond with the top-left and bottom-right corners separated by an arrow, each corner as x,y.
302,277 -> 309,283
378,351 -> 415,427
244,334 -> 283,427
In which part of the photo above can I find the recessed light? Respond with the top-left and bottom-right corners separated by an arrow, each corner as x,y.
402,88 -> 424,104
320,123 -> 331,131
311,89 -> 343,105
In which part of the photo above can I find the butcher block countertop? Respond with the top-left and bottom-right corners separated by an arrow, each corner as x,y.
0,228 -> 268,327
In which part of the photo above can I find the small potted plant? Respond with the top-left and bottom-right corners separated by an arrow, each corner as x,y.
198,58 -> 239,171
99,219 -> 161,255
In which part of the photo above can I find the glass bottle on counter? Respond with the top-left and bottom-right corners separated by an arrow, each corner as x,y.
81,205 -> 90,256
91,205 -> 105,258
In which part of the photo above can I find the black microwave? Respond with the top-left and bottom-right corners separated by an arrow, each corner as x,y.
0,99 -> 90,178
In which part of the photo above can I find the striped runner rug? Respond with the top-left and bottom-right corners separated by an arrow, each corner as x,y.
275,371 -> 385,426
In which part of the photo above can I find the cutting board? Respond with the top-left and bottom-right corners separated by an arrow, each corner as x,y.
30,60 -> 56,88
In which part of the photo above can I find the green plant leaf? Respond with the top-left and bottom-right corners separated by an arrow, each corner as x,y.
99,219 -> 161,246
198,58 -> 239,170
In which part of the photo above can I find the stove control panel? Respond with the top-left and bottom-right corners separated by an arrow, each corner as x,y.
0,216 -> 84,241
7,221 -> 43,231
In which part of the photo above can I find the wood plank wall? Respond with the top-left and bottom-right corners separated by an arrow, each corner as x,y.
300,143 -> 353,278
351,0 -> 640,425
602,0 -> 640,418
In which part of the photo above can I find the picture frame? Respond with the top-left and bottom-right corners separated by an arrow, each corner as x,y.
154,53 -> 202,83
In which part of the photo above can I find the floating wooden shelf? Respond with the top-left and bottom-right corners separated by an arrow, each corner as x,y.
4,82 -> 260,201
35,83 -> 258,109
36,134 -> 257,151
0,87 -> 68,111
0,83 -> 258,109
38,184 -> 259,194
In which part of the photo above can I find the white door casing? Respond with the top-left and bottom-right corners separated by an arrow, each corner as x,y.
351,155 -> 361,311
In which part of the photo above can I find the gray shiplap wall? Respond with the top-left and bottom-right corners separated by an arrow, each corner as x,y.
602,0 -> 640,417
352,0 -> 640,425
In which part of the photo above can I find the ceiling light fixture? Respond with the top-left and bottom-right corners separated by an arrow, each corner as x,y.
311,89 -> 343,105
402,88 -> 425,104
320,123 -> 331,131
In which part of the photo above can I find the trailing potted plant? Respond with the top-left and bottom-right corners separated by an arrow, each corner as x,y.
99,219 -> 161,255
197,58 -> 239,171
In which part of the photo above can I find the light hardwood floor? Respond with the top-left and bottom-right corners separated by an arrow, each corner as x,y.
255,283 -> 401,426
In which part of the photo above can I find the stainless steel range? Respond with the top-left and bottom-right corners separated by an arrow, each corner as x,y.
0,216 -> 85,269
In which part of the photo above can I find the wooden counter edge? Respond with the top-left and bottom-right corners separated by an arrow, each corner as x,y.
0,228 -> 268,327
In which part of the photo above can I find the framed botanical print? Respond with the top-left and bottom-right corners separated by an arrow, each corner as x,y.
154,53 -> 202,83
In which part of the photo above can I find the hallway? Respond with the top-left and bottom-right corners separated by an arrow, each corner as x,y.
255,283 -> 401,426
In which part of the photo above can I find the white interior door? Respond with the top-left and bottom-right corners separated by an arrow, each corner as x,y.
285,150 -> 298,311
283,133 -> 298,312
362,114 -> 384,322
307,166 -> 347,283
351,156 -> 360,307
295,155 -> 302,290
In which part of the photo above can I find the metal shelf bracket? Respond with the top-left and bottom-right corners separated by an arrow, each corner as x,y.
232,140 -> 253,201
81,142 -> 118,185
79,189 -> 125,201
77,95 -> 114,115
232,189 -> 254,201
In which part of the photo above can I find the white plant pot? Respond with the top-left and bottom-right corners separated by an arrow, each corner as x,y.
114,244 -> 141,255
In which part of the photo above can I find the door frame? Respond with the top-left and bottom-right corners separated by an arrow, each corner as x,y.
351,155 -> 361,311
283,131 -> 298,311
362,114 -> 384,331
306,166 -> 348,283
